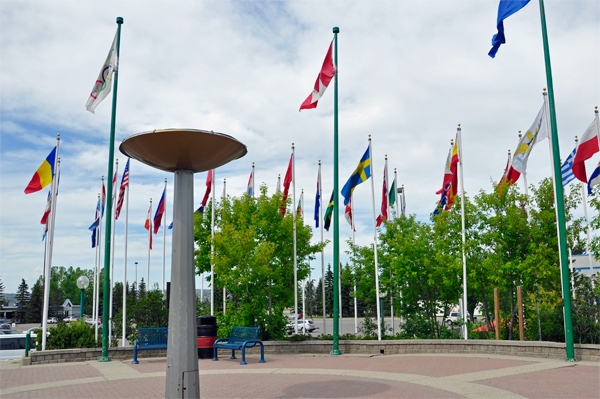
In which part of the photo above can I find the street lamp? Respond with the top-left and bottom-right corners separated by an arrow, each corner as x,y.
77,275 -> 90,319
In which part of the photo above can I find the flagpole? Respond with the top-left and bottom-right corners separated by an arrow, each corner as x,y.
368,136 -> 382,341
301,189 -> 306,334
222,178 -> 226,315
517,131 -> 532,223
122,165 -> 129,347
292,144 -> 298,334
458,125 -> 467,340
385,156 -> 393,335
351,193 -> 357,334
108,159 -> 118,345
41,136 -> 60,351
162,178 -> 167,296
147,198 -> 152,288
99,16 -> 123,361
331,26 -> 342,355
210,169 -> 215,316
92,193 -> 99,342
252,162 -> 255,197
538,0 -> 574,361
318,162 -> 326,335
394,169 -> 399,218
96,177 -> 104,342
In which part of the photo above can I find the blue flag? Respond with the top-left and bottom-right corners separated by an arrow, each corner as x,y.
314,170 -> 321,228
168,222 -> 173,230
561,148 -> 577,187
489,0 -> 531,58
588,160 -> 600,195
341,146 -> 371,206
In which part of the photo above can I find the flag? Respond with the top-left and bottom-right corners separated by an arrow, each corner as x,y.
488,0 -> 531,58
280,154 -> 293,216
433,183 -> 450,217
506,104 -> 548,184
376,167 -> 388,227
299,40 -> 335,111
115,159 -> 130,220
572,119 -> 600,183
561,148 -> 577,187
437,144 -> 454,194
399,186 -> 406,216
389,179 -> 396,207
341,146 -> 371,206
168,222 -> 173,230
41,191 -> 51,240
111,165 -> 118,208
89,197 -> 101,248
24,147 -> 56,194
324,191 -> 334,231
197,170 -> 213,214
297,191 -> 304,215
314,168 -> 321,228
588,160 -> 600,195
344,196 -> 354,231
154,188 -> 166,234
86,30 -> 118,113
101,181 -> 106,217
145,204 -> 153,250
246,170 -> 253,196
499,152 -> 512,187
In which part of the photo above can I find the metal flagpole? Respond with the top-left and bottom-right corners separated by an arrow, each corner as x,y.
252,162 -> 255,197
368,136 -> 382,340
277,174 -> 281,193
109,160 -> 118,345
147,198 -> 152,288
538,0 -> 574,360
100,17 -> 123,361
518,131 -> 532,224
385,156 -> 394,335
211,169 -> 215,315
41,137 -> 60,351
162,178 -> 167,296
458,125 -> 468,340
96,177 -> 104,342
339,263 -> 342,335
318,162 -> 326,335
351,193 -> 357,334
331,26 -> 342,355
122,164 -> 129,347
223,178 -> 226,315
394,169 -> 399,218
301,189 -> 306,334
92,193 -> 99,341
292,144 -> 298,334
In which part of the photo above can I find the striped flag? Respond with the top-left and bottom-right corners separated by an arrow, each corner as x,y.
115,159 -> 129,220
25,147 -> 56,194
561,148 -> 577,187
153,188 -> 166,234
324,191 -> 334,231
299,40 -> 335,111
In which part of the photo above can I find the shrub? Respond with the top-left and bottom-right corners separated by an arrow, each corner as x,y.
35,320 -> 100,350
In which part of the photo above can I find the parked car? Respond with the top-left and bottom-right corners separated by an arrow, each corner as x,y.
0,323 -> 11,330
85,318 -> 101,325
47,317 -> 57,324
445,312 -> 462,326
286,319 -> 318,334
0,330 -> 19,335
63,316 -> 78,322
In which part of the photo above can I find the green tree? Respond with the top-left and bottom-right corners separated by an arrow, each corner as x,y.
25,277 -> 44,323
138,278 -> 147,299
15,278 -> 30,323
0,277 -> 6,309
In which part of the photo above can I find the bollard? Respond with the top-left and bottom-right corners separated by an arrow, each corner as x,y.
25,332 -> 30,357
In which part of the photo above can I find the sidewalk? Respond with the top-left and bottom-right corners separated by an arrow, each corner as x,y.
1,352 -> 598,398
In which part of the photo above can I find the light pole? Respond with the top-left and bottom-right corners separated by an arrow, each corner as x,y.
77,275 -> 90,319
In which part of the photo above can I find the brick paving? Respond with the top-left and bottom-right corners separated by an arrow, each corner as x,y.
1,353 -> 598,398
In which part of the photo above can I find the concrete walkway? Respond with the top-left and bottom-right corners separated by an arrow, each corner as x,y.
1,353 -> 598,398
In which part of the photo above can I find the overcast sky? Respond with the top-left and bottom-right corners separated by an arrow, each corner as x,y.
1,1 -> 599,294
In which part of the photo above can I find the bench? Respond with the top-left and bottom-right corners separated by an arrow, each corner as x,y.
132,327 -> 168,364
212,327 -> 266,365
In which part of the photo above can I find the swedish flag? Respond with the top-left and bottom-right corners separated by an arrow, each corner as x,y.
324,191 -> 334,231
341,146 -> 371,205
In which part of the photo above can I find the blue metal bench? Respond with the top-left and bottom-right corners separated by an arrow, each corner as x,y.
132,327 -> 168,364
212,326 -> 266,365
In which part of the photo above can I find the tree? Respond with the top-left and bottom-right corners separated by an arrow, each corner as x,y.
138,278 -> 147,299
15,278 -> 30,323
0,277 -> 6,309
195,186 -> 324,339
25,277 -> 43,323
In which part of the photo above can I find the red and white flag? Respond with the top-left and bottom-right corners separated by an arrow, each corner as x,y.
344,197 -> 355,231
144,204 -> 152,250
572,119 -> 600,183
115,159 -> 130,220
280,153 -> 293,216
41,191 -> 52,239
299,41 -> 335,111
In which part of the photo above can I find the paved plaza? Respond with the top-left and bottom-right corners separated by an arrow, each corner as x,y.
0,352 -> 598,398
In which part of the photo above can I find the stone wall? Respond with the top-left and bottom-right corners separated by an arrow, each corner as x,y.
23,339 -> 599,366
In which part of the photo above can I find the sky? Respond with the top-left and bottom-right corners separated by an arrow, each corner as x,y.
1,1 -> 599,295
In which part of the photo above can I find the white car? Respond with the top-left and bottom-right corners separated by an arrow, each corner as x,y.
85,318 -> 101,325
47,317 -> 57,324
63,316 -> 78,322
286,319 -> 318,334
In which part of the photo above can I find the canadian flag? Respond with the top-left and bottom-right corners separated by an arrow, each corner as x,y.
572,119 -> 600,183
299,41 -> 335,111
144,203 -> 152,250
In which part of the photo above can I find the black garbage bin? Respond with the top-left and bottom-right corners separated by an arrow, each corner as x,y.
197,315 -> 217,359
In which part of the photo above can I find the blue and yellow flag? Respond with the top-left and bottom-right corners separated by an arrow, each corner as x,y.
341,146 -> 371,205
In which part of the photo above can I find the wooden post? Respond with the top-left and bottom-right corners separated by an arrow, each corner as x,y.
517,286 -> 524,341
494,288 -> 500,340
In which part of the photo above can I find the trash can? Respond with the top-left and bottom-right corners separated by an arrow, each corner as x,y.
197,316 -> 217,359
